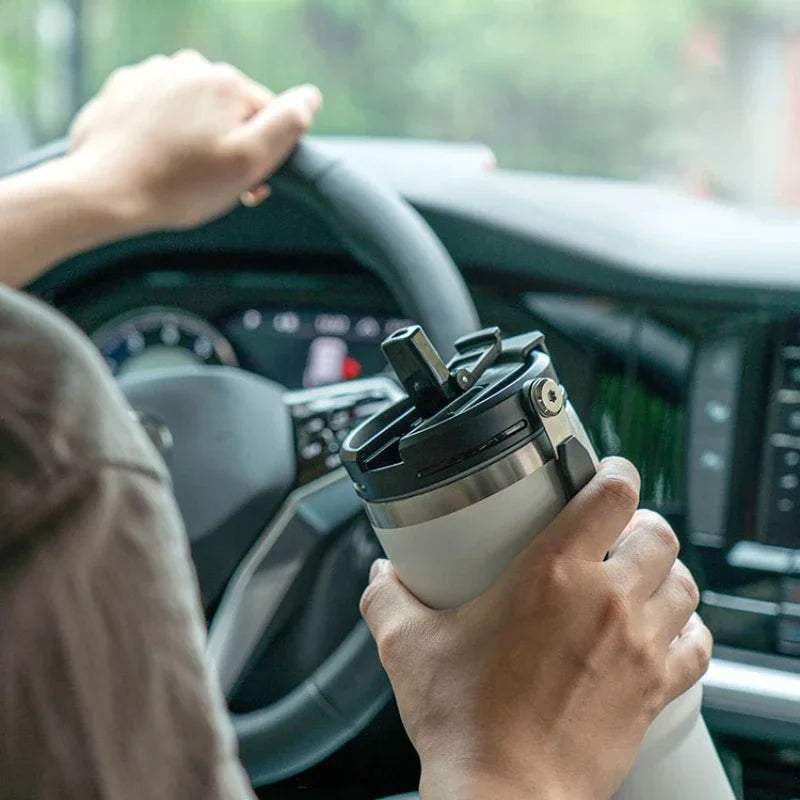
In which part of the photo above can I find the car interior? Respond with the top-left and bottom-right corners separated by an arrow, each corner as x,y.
4,2 -> 800,797
9,132 -> 799,799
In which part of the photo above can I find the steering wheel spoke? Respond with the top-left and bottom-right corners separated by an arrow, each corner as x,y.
286,376 -> 405,487
207,376 -> 404,697
207,469 -> 363,697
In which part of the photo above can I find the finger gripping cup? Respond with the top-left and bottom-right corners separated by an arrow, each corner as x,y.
342,326 -> 734,800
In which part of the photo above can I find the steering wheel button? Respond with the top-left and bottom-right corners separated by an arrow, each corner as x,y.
329,410 -> 351,430
305,417 -> 325,434
784,450 -> 800,468
699,450 -> 726,472
300,441 -> 323,460
704,400 -> 731,424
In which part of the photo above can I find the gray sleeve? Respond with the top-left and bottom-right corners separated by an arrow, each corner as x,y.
0,286 -> 255,800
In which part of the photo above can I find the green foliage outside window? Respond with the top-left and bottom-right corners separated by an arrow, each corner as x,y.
0,0 -> 787,196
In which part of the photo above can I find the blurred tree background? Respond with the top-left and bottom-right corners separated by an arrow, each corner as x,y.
2,0 -> 799,206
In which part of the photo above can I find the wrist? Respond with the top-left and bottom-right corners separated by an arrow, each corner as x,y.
57,150 -> 153,241
0,152 -> 156,288
419,759 -> 575,800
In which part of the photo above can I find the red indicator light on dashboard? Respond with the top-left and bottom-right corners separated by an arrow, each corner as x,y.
342,356 -> 362,381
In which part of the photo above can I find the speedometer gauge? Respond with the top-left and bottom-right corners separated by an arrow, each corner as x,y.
92,307 -> 238,377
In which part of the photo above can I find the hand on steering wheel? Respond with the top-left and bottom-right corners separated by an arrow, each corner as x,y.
68,50 -> 321,231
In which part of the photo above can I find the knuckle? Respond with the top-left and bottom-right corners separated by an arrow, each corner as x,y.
596,471 -> 639,512
693,638 -> 712,676
600,587 -> 631,632
693,623 -> 714,671
667,561 -> 700,610
375,618 -> 411,664
358,582 -> 379,620
220,139 -> 256,176
676,648 -> 705,690
541,557 -> 572,597
281,103 -> 311,136
642,672 -> 670,720
631,637 -> 659,676
284,104 -> 312,134
642,691 -> 665,722
358,574 -> 388,622
646,514 -> 680,559
667,629 -> 713,699
673,568 -> 700,609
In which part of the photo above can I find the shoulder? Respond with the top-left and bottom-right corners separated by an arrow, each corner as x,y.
0,286 -> 167,528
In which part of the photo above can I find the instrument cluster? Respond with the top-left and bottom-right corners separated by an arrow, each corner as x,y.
92,305 -> 412,389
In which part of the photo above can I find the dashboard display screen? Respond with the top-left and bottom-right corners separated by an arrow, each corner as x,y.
221,309 -> 412,389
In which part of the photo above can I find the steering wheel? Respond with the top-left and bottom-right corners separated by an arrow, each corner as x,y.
112,140 -> 480,785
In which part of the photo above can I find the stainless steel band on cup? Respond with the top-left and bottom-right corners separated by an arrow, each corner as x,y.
364,441 -> 548,528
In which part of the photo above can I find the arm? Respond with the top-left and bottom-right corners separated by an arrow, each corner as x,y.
0,155 -> 135,288
0,50 -> 321,288
361,459 -> 713,800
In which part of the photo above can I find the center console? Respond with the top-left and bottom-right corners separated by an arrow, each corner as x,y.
688,319 -> 800,664
521,292 -> 800,776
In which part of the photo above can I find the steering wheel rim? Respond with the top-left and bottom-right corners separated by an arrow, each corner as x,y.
15,137 -> 480,785
271,140 -> 478,357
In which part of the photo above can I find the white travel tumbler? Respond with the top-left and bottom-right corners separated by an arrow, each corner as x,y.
342,325 -> 733,800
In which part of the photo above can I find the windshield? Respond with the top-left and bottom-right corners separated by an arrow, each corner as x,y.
2,0 -> 799,209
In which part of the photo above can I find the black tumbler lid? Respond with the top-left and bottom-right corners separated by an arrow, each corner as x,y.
340,326 -> 559,502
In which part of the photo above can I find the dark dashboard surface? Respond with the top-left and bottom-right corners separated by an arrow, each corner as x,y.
27,137 -> 800,798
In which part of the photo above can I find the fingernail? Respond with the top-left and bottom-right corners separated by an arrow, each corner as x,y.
239,183 -> 271,207
369,558 -> 388,583
296,84 -> 322,114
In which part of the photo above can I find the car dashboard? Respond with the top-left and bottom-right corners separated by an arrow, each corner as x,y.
27,138 -> 800,799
